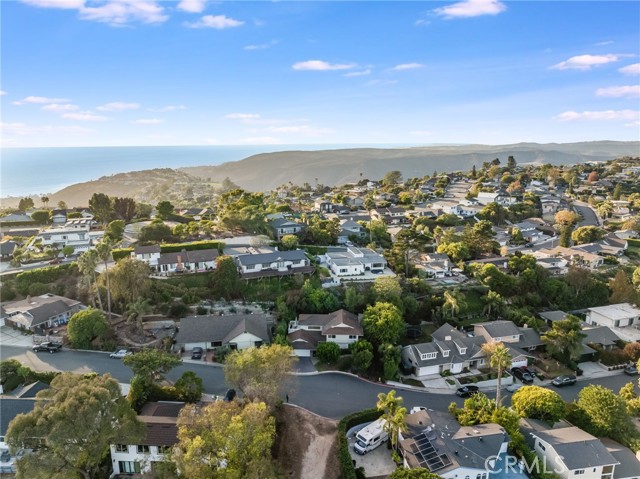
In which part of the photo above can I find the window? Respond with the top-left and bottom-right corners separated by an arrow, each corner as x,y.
443,350 -> 450,357
328,335 -> 336,339
119,461 -> 141,474
575,470 -> 585,475
137,445 -> 150,454
421,352 -> 437,360
538,443 -> 546,451
115,444 -> 128,453
211,341 -> 222,347
158,445 -> 172,454
459,348 -> 467,355
349,335 -> 357,339
308,326 -> 322,330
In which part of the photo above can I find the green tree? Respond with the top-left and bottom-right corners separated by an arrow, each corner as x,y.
559,225 -> 573,247
632,266 -> 640,288
573,384 -> 635,439
123,349 -> 182,383
103,258 -> 151,311
173,401 -> 277,479
609,270 -> 637,304
280,234 -> 299,250
383,170 -> 403,186
156,200 -> 175,219
139,220 -> 174,243
96,240 -> 114,318
105,219 -> 125,242
389,468 -> 443,479
125,298 -> 153,333
482,341 -> 511,406
380,343 -> 401,380
174,371 -> 204,403
350,340 -> 374,373
67,308 -> 110,349
376,390 -> 407,452
362,302 -> 404,346
371,276 -> 403,305
18,197 -> 34,211
224,344 -> 296,408
479,202 -> 508,225
512,385 -> 565,424
40,196 -> 49,208
77,249 -> 104,310
210,255 -> 241,299
436,241 -> 470,263
571,225 -> 606,245
541,314 -> 585,365
554,210 -> 579,227
6,373 -> 143,479
88,192 -> 113,224
113,197 -> 137,222
30,210 -> 51,224
316,342 -> 341,363
344,285 -> 367,313
482,290 -> 505,318
450,392 -> 495,426
442,289 -> 465,319
61,245 -> 74,257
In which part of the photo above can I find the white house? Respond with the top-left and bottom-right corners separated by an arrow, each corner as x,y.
235,250 -> 313,279
586,303 -> 640,331
174,314 -> 271,353
155,248 -> 219,274
131,244 -> 162,267
520,418 -> 639,479
476,191 -> 499,205
287,309 -> 363,356
110,402 -> 185,476
38,227 -> 92,252
400,409 -> 510,479
324,245 -> 387,277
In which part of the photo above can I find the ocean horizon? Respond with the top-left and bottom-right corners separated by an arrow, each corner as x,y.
0,143 -> 425,198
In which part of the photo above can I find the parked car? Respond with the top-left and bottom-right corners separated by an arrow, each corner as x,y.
191,347 -> 204,360
506,383 -> 523,393
409,406 -> 428,414
456,385 -> 479,398
524,243 -> 533,248
551,375 -> 577,387
32,342 -> 62,353
109,349 -> 132,359
511,367 -> 534,384
624,364 -> 639,376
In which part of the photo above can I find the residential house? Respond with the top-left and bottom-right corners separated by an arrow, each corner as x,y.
175,314 -> 271,353
337,218 -> 365,244
0,294 -> 84,331
155,248 -> 219,274
64,218 -> 94,230
585,303 -> 640,342
514,221 -> 545,243
538,310 -> 568,327
51,210 -> 67,225
287,309 -> 363,357
0,240 -> 17,259
579,325 -> 622,362
269,217 -> 306,241
110,401 -> 186,476
235,249 -> 314,279
401,323 -> 487,377
38,227 -> 93,253
535,246 -> 604,270
0,397 -> 37,475
131,244 -> 162,267
476,191 -> 499,205
0,213 -> 35,223
371,207 -> 408,225
323,245 -> 389,279
399,409 -> 510,479
535,256 -> 569,275
474,320 -> 544,354
540,195 -> 563,215
520,418 -> 639,479
416,252 -> 453,278
431,199 -> 462,215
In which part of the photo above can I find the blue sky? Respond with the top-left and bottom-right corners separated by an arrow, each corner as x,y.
1,0 -> 639,147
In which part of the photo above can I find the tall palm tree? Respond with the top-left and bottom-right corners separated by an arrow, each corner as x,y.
125,299 -> 153,334
376,390 -> 407,452
77,249 -> 103,311
482,341 -> 512,407
442,291 -> 459,319
95,240 -> 113,319
482,291 -> 505,319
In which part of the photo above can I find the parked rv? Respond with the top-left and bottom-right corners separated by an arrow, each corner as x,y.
353,419 -> 388,455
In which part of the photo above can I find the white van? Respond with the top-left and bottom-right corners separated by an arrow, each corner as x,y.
353,418 -> 388,455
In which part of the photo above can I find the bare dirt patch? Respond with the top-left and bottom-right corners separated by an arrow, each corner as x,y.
273,404 -> 340,479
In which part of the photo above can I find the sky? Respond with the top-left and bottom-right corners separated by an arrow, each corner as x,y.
1,0 -> 639,147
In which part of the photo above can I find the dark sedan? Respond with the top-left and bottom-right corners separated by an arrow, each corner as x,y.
456,385 -> 480,398
32,342 -> 62,353
551,375 -> 577,387
191,347 -> 204,360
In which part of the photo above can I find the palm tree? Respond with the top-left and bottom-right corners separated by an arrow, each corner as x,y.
482,341 -> 512,407
41,196 -> 49,208
482,291 -> 505,319
95,240 -> 114,319
77,249 -> 103,311
376,390 -> 407,452
442,289 -> 465,319
125,299 -> 153,334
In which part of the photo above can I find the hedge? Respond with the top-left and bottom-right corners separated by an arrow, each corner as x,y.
338,408 -> 382,479
112,248 -> 134,261
15,263 -> 76,291
301,245 -> 328,256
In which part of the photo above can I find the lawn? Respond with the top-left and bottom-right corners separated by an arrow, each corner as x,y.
400,323 -> 437,346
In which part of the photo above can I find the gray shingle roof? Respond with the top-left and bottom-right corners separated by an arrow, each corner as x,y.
0,398 -> 36,436
477,320 -> 522,339
134,244 -> 161,254
538,310 -> 568,322
175,314 -> 271,345
236,250 -> 307,266
581,326 -> 621,348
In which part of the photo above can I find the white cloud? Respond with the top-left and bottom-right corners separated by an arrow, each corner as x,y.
266,125 -> 334,136
0,90 -> 7,96
177,0 -> 207,13
241,136 -> 281,145
1,121 -> 92,136
391,63 -> 424,71
62,111 -> 110,122
79,0 -> 168,26
21,0 -> 84,9
433,0 -> 506,19
619,63 -> 640,75
596,85 -> 640,98
625,120 -> 640,127
415,19 -> 431,27
365,79 -> 399,87
244,40 -> 278,51
42,103 -> 80,111
96,101 -> 140,111
225,113 -> 261,120
132,118 -> 164,124
13,95 -> 70,105
148,104 -> 186,112
344,69 -> 372,77
292,60 -> 356,71
595,40 -> 614,46
554,110 -> 639,121
410,130 -> 433,136
550,54 -> 623,71
186,14 -> 244,29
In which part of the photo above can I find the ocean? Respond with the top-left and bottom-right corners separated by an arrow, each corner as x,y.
0,144 -> 417,198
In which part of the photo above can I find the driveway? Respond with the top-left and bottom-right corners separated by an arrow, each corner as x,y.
0,327 -> 34,347
294,357 -> 316,373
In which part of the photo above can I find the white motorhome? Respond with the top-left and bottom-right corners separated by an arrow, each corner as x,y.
353,418 -> 388,455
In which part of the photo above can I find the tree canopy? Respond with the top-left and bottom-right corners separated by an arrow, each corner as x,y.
541,314 -> 585,365
362,302 -> 405,346
512,385 -> 565,424
123,349 -> 182,383
67,309 -> 111,349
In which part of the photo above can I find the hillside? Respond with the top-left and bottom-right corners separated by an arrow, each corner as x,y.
179,141 -> 640,191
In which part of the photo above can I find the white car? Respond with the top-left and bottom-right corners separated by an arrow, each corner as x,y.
109,349 -> 132,359
506,383 -> 523,393
409,407 -> 429,414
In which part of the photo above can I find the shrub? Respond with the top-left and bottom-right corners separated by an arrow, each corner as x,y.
168,302 -> 190,318
196,306 -> 208,315
316,342 -> 341,363
27,282 -> 50,296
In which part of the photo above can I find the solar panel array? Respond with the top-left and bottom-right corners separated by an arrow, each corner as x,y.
411,432 -> 452,472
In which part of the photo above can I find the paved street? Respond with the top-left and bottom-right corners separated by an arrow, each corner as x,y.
572,201 -> 601,227
1,346 -> 637,419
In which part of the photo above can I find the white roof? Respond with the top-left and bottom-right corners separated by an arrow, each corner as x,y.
589,303 -> 640,320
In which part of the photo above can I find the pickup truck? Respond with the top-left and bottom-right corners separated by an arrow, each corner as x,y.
32,342 -> 62,353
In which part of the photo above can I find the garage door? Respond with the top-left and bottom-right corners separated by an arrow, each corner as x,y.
294,348 -> 312,357
511,358 -> 528,369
